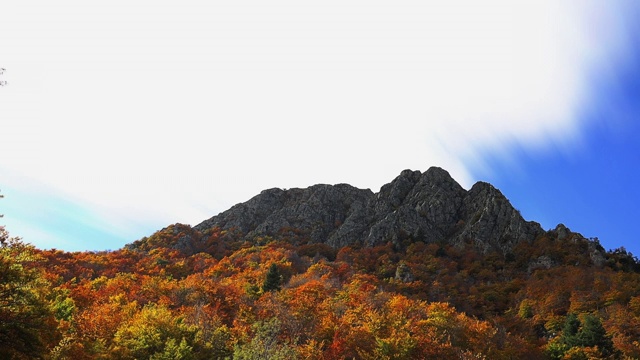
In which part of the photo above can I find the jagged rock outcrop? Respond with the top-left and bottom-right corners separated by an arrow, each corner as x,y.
547,223 -> 607,267
455,181 -> 542,253
194,183 -> 373,244
328,168 -> 467,247
193,167 -> 545,253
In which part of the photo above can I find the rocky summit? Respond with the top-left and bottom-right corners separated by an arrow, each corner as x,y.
193,167 -> 544,253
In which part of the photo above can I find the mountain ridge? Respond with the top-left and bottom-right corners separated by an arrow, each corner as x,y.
189,167 -> 544,254
17,168 -> 639,359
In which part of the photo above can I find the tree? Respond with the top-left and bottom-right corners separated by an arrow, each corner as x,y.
0,229 -> 56,358
262,263 -> 282,293
549,313 -> 616,359
576,314 -> 614,356
233,318 -> 298,360
149,338 -> 194,360
111,304 -> 199,359
561,313 -> 581,348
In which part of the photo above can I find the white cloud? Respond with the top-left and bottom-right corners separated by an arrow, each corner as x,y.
0,0 -> 637,249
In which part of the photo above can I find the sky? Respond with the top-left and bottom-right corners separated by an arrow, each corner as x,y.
1,1 -> 639,256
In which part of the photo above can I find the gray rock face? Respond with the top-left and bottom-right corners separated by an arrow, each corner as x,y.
454,181 -> 543,253
194,167 -> 545,253
328,167 -> 468,247
527,255 -> 555,274
194,183 -> 373,244
548,224 -> 606,268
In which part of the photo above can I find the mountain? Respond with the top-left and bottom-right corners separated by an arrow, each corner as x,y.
192,167 -> 543,254
15,167 -> 638,359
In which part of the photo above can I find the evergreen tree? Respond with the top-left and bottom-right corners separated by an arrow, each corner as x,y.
560,313 -> 581,348
262,263 -> 282,293
553,313 -> 616,359
576,314 -> 614,356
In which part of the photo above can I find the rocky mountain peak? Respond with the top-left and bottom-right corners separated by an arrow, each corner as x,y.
193,167 -> 544,253
458,180 -> 541,253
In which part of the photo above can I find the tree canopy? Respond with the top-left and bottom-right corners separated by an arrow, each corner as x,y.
0,223 -> 638,358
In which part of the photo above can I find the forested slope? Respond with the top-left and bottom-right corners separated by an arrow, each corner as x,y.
1,223 -> 639,359
2,168 -> 639,358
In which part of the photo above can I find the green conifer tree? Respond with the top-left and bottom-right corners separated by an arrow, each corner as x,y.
262,263 -> 282,293
552,313 -> 617,359
561,313 -> 581,348
576,314 -> 614,356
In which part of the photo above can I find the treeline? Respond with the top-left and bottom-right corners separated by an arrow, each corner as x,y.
1,224 -> 640,359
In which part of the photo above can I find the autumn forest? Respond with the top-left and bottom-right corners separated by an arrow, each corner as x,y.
2,221 -> 640,359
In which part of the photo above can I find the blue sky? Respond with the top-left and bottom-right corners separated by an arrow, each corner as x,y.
473,51 -> 640,256
1,1 -> 639,256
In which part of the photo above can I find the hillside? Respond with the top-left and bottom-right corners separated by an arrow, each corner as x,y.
1,168 -> 640,358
